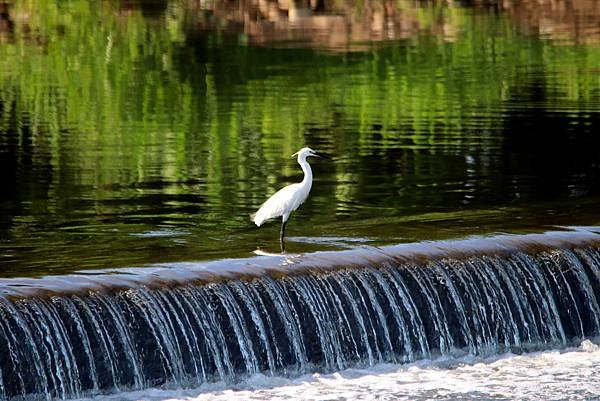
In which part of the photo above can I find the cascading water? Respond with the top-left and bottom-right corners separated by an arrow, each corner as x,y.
1,230 -> 600,401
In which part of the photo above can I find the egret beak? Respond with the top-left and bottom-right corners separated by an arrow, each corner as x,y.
291,151 -> 299,157
312,153 -> 330,159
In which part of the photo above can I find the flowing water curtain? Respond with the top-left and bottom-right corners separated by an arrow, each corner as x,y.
1,244 -> 600,400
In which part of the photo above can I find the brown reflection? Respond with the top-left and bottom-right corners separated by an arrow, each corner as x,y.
179,0 -> 600,49
182,0 -> 458,50
118,0 -> 169,17
501,0 -> 600,44
0,2 -> 14,41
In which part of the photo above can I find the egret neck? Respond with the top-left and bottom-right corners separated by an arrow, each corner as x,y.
298,153 -> 313,193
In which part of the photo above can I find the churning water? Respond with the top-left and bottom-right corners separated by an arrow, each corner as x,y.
1,230 -> 600,400
71,341 -> 600,401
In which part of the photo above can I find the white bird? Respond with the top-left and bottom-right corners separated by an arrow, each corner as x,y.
252,147 -> 324,251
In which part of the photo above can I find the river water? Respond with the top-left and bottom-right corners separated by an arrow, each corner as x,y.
1,1 -> 600,400
1,0 -> 599,277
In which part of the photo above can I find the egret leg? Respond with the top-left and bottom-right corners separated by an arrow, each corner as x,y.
280,220 -> 287,253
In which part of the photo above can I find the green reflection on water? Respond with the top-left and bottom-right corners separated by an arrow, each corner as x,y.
0,0 -> 599,277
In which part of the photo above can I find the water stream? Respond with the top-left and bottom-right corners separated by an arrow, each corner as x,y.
1,230 -> 599,400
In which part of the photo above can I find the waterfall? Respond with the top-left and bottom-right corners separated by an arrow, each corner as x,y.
1,230 -> 599,400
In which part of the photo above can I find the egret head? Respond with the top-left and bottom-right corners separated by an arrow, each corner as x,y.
292,147 -> 319,159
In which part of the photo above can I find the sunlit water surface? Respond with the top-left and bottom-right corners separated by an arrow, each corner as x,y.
75,341 -> 600,401
1,0 -> 600,277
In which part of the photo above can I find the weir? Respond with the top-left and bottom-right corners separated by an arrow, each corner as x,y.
1,229 -> 600,400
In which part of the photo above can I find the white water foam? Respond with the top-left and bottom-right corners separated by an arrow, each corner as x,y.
76,341 -> 600,401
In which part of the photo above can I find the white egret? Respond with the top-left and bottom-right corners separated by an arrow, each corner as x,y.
252,147 -> 324,251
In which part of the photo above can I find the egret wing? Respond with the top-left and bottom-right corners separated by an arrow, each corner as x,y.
252,184 -> 300,226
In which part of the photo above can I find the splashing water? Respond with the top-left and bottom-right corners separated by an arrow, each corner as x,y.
70,340 -> 600,401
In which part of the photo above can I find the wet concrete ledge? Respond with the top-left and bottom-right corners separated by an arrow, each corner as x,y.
2,227 -> 600,299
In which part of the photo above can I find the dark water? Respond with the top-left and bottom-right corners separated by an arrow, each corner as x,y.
1,0 -> 600,277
